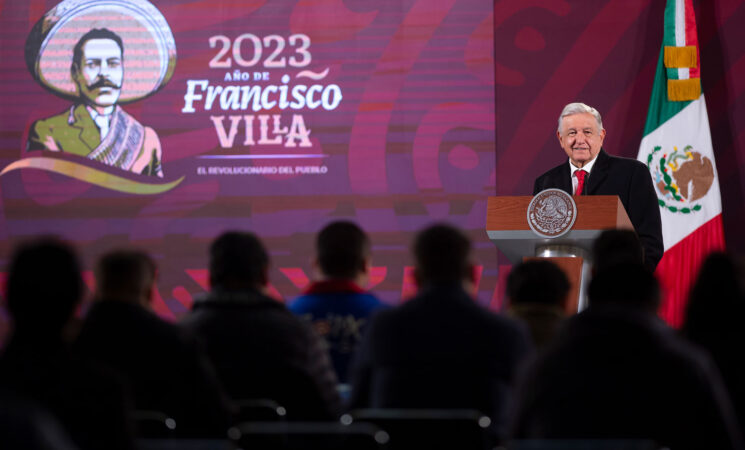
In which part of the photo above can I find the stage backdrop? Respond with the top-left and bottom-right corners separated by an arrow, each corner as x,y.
494,0 -> 745,254
0,0 -> 497,341
2,0 -> 745,342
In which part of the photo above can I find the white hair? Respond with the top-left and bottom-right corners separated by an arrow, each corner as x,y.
557,102 -> 604,133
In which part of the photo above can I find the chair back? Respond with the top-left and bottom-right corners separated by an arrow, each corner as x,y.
230,421 -> 389,450
509,440 -> 660,450
136,438 -> 234,450
347,408 -> 494,450
132,410 -> 178,439
226,364 -> 333,420
234,398 -> 287,423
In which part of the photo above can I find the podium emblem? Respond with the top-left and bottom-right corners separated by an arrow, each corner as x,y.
527,189 -> 577,238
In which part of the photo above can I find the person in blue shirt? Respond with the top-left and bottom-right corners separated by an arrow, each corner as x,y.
289,221 -> 387,385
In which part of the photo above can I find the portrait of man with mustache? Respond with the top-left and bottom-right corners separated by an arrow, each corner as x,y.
27,28 -> 163,177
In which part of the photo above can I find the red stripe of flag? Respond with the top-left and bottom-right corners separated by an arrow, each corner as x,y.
683,0 -> 701,79
655,214 -> 725,327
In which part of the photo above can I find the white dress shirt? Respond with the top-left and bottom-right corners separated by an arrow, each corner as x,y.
568,155 -> 598,195
87,106 -> 115,140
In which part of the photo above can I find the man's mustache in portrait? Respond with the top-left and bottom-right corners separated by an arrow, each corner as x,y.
87,78 -> 121,90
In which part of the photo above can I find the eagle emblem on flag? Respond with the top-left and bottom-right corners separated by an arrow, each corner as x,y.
646,144 -> 714,214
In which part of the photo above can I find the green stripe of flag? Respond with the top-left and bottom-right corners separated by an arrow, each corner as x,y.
642,50 -> 691,136
663,0 -> 678,48
664,0 -> 680,81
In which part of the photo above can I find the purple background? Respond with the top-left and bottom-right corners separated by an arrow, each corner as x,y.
1,0 -> 745,343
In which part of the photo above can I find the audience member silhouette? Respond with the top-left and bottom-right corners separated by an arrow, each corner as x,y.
683,252 -> 745,435
73,250 -> 231,437
511,262 -> 742,449
288,221 -> 387,384
0,238 -> 134,450
0,388 -> 79,450
506,260 -> 569,349
592,228 -> 645,273
181,231 -> 341,419
349,224 -> 532,439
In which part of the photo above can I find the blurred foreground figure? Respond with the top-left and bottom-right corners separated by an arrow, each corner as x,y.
0,388 -> 79,450
289,221 -> 387,384
182,231 -> 341,419
350,224 -> 532,439
683,252 -> 745,435
0,238 -> 133,450
592,229 -> 645,274
74,250 -> 231,437
506,260 -> 569,349
511,261 -> 742,449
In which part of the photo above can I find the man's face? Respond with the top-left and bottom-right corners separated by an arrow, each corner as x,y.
73,38 -> 123,108
557,112 -> 606,168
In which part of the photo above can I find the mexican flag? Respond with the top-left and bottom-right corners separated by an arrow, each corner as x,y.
637,0 -> 725,327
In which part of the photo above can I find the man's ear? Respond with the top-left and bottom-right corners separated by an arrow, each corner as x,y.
413,267 -> 422,288
142,271 -> 157,308
259,265 -> 270,287
462,263 -> 478,296
361,256 -> 371,275
355,256 -> 371,288
311,257 -> 323,279
143,282 -> 156,309
70,63 -> 81,93
556,130 -> 563,144
467,263 -> 478,284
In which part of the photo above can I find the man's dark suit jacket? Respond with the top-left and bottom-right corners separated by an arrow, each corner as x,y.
349,284 -> 532,438
181,288 -> 342,420
73,300 -> 231,437
533,149 -> 663,271
511,305 -> 743,449
0,335 -> 134,450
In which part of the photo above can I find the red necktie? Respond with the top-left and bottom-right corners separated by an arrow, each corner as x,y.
575,169 -> 587,195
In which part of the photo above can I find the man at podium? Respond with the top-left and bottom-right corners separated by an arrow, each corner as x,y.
533,102 -> 663,271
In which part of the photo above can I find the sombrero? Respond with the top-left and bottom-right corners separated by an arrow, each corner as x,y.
25,0 -> 176,103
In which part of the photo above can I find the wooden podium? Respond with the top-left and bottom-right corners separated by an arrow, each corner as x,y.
486,195 -> 633,312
